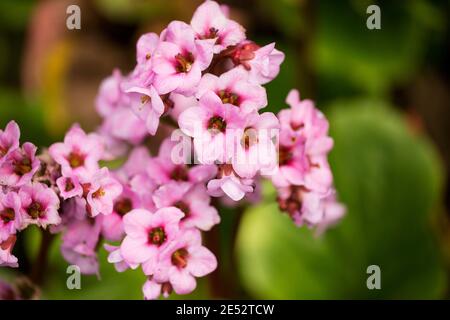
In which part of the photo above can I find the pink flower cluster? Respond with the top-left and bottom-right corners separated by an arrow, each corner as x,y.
1,0 -> 345,300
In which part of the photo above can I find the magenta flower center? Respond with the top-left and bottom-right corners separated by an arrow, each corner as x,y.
207,116 -> 227,133
67,151 -> 85,168
0,146 -> 7,156
171,248 -> 189,268
278,145 -> 293,166
27,202 -> 45,219
13,157 -> 32,176
0,208 -> 15,223
170,165 -> 189,181
148,227 -> 166,246
218,90 -> 239,105
114,198 -> 132,216
200,27 -> 219,40
65,179 -> 75,192
175,52 -> 194,73
277,186 -> 308,218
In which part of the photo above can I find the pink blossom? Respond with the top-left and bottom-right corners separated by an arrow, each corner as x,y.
49,125 -> 104,179
178,91 -> 244,164
168,92 -> 198,122
233,41 -> 285,85
154,228 -> 217,295
120,207 -> 184,275
125,85 -> 165,136
104,243 -> 138,272
142,279 -> 172,300
95,69 -> 126,117
0,121 -> 20,166
153,182 -> 220,231
152,21 -> 213,95
0,142 -> 40,187
136,32 -> 160,65
99,106 -> 148,144
0,234 -> 18,268
56,175 -> 83,200
190,0 -> 245,53
0,192 -> 22,241
19,183 -> 60,229
61,217 -> 102,275
196,68 -> 267,113
207,164 -> 254,201
86,168 -> 123,217
232,112 -> 279,178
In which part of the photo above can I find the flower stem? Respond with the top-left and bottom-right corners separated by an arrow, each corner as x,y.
30,230 -> 55,286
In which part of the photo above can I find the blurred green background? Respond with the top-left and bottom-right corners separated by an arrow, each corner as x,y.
0,0 -> 449,299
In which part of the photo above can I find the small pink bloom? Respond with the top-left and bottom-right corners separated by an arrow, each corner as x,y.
233,41 -> 285,85
152,21 -> 213,95
153,182 -> 220,231
104,243 -> 138,272
190,0 -> 245,53
0,234 -> 18,268
136,32 -> 160,65
125,85 -> 165,136
95,69 -> 126,117
99,106 -> 148,144
0,121 -> 20,166
178,91 -> 244,164
120,207 -> 184,275
56,175 -> 83,200
0,192 -> 22,241
49,124 -> 104,179
154,228 -> 217,295
168,92 -> 198,122
232,112 -> 279,178
196,68 -> 267,113
19,183 -> 60,229
61,216 -> 102,275
0,142 -> 40,187
207,164 -> 254,201
86,168 -> 123,217
142,279 -> 172,300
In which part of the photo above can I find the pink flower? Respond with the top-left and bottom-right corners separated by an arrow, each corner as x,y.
190,0 -> 245,53
99,106 -> 148,144
136,32 -> 160,65
120,207 -> 184,275
124,85 -> 165,136
86,168 -> 123,217
152,21 -> 214,95
168,92 -> 198,122
0,192 -> 22,241
0,121 -> 20,166
19,183 -> 60,229
61,217 -> 102,275
49,124 -> 104,179
196,68 -> 267,113
56,175 -> 83,200
232,41 -> 285,85
154,228 -> 217,295
0,142 -> 40,187
147,138 -> 217,185
178,91 -> 244,164
153,182 -> 220,231
232,112 -> 279,178
316,192 -> 346,235
101,185 -> 140,241
104,243 -> 138,272
95,69 -> 126,117
207,164 -> 254,201
0,234 -> 18,268
142,279 -> 172,300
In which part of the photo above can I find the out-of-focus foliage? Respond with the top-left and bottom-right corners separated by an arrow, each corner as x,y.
237,101 -> 446,299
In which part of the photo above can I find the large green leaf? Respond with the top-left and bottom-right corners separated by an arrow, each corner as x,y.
236,100 -> 446,299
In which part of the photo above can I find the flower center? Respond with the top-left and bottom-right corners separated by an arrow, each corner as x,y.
217,164 -> 234,178
241,127 -> 258,150
67,151 -> 85,168
141,95 -> 151,105
65,179 -> 75,192
0,208 -> 15,223
200,27 -> 219,40
218,90 -> 239,105
175,52 -> 194,73
290,121 -> 304,131
171,248 -> 189,268
92,187 -> 105,199
0,146 -> 7,156
13,157 -> 32,176
170,165 -> 189,181
148,227 -> 166,246
27,202 -> 44,219
207,116 -> 227,133
114,198 -> 132,216
278,145 -> 293,165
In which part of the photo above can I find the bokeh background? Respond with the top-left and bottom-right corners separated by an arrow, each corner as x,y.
0,0 -> 449,299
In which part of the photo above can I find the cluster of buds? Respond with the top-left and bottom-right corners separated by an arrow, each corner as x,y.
0,1 -> 344,299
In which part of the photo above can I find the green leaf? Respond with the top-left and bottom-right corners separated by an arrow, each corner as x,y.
236,100 -> 446,299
